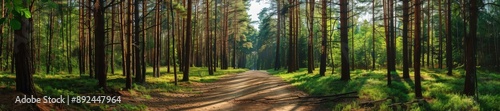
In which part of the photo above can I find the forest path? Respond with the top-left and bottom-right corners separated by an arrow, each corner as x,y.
129,70 -> 329,111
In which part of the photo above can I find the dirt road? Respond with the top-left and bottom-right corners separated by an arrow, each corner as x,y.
134,70 -> 328,111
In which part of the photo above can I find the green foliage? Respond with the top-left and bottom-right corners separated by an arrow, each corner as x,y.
0,18 -> 6,24
0,0 -> 34,30
268,68 -> 500,110
9,19 -> 21,30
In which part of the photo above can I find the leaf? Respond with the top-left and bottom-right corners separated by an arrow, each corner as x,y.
13,0 -> 22,6
0,18 -> 5,24
23,10 -> 32,18
10,19 -> 21,30
42,0 -> 48,2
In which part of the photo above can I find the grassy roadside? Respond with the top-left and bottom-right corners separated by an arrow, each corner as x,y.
0,67 -> 248,110
267,68 -> 500,110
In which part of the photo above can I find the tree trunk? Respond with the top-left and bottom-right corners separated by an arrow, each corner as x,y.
206,0 -> 213,75
15,9 -> 36,97
287,0 -> 294,73
47,10 -> 53,74
182,0 -> 193,81
383,0 -> 392,85
79,0 -> 85,76
110,0 -> 116,75
445,0 -> 452,75
427,0 -> 431,68
275,0 -> 281,70
414,0 -> 423,98
340,0 -> 350,80
402,0 -> 410,78
438,0 -> 443,69
308,0 -> 315,73
134,0 -> 144,83
125,0 -> 133,89
320,0 -> 326,76
463,0 -> 478,96
94,0 -> 107,88
372,0 -> 376,70
67,0 -> 73,74
88,0 -> 94,78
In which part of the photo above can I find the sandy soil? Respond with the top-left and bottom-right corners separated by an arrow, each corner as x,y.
125,70 -> 331,111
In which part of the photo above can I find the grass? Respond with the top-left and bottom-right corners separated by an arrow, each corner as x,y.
268,68 -> 500,110
0,67 -> 247,110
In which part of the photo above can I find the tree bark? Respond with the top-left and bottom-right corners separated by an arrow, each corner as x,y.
79,0 -> 85,76
47,10 -> 53,74
402,0 -> 410,78
134,0 -> 144,83
320,0 -> 326,76
340,0 -> 350,80
206,0 -> 213,75
308,0 -> 315,73
94,0 -> 107,88
275,0 -> 281,70
445,0 -> 452,75
182,0 -> 193,81
414,0 -> 423,98
88,0 -> 94,78
372,0 -> 376,70
463,0 -> 478,96
125,0 -> 133,89
15,8 -> 36,96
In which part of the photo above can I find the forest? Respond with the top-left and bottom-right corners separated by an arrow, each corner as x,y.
0,0 -> 499,110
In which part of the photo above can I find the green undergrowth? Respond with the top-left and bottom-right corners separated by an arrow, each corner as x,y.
0,67 -> 247,110
268,68 -> 500,110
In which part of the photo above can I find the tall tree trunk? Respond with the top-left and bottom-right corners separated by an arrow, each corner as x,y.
134,0 -> 144,82
125,0 -> 133,89
402,0 -> 410,78
308,0 -> 315,73
383,0 -> 392,85
319,0 -> 326,76
206,0 -> 213,75
79,0 -> 85,76
287,0 -> 294,73
340,0 -> 350,80
414,0 -> 423,98
427,0 -> 431,68
213,0 -> 218,71
275,0 -> 281,70
445,0 -> 452,75
293,0 -> 300,70
94,0 -> 107,88
120,0 -> 126,76
182,0 -> 192,81
88,0 -> 94,78
350,0 -> 355,70
463,0 -> 478,96
111,0 -> 116,74
141,0 -> 146,80
221,0 -> 229,70
438,0 -> 443,69
0,0 -> 4,71
167,0 -> 174,73
15,3 -> 36,97
372,0 -> 376,70
67,0 -> 73,74
47,10 -> 53,74
390,0 -> 396,75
